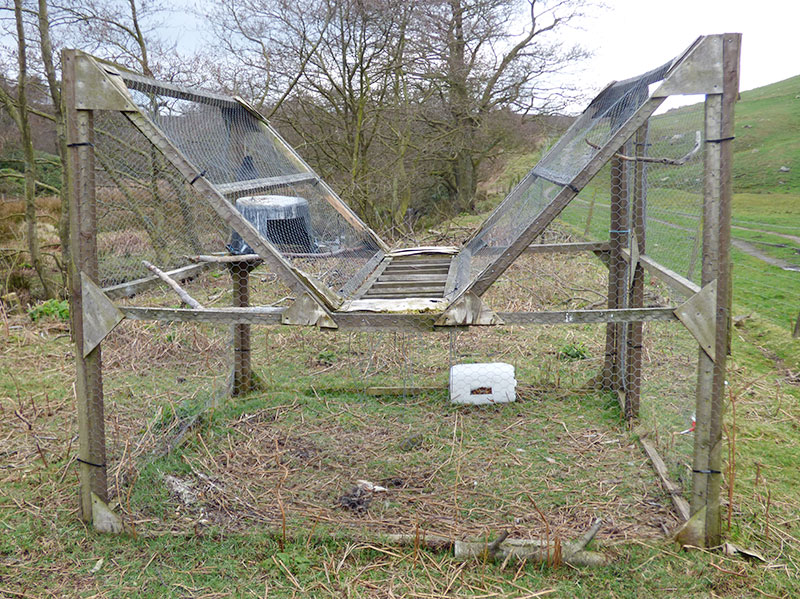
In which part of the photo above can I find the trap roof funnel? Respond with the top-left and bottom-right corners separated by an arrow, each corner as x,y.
229,195 -> 316,255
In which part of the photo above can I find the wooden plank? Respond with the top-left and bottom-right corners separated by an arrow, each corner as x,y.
377,273 -> 449,283
523,242 -> 610,254
625,123 -> 649,421
640,437 -> 691,522
103,262 -> 215,299
634,253 -> 700,297
365,386 -> 444,396
119,70 -> 239,107
702,33 -> 740,547
496,307 -> 677,325
122,305 -> 285,324
215,172 -> 319,197
64,50 -> 107,524
341,250 -> 386,298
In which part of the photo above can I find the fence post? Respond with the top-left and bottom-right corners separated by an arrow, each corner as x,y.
625,125 -> 649,420
63,50 -> 108,522
230,262 -> 253,395
603,153 -> 629,398
691,33 -> 740,547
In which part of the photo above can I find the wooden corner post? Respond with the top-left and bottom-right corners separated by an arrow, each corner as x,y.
603,152 -> 629,399
624,124 -> 649,421
691,33 -> 741,547
63,49 -> 108,522
230,261 -> 255,395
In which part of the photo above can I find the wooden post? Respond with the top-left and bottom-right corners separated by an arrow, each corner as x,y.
230,262 -> 253,395
692,34 -> 741,547
603,153 -> 628,393
63,50 -> 107,522
625,125 -> 648,420
793,310 -> 800,339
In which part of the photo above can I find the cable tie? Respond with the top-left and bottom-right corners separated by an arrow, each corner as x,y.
692,469 -> 721,475
567,184 -> 580,193
705,136 -> 735,143
609,229 -> 629,234
67,141 -> 94,148
189,170 -> 207,185
77,457 -> 106,468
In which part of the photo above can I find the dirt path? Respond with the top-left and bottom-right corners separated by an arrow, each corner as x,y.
731,224 -> 800,245
731,239 -> 800,272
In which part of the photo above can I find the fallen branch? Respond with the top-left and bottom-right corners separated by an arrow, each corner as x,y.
142,260 -> 204,309
383,519 -> 609,567
185,254 -> 263,264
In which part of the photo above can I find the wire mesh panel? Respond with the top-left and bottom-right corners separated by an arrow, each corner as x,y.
117,76 -> 383,297
93,109 -> 230,297
463,62 -> 673,288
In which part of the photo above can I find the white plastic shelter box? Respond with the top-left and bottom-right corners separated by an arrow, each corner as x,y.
449,363 -> 516,405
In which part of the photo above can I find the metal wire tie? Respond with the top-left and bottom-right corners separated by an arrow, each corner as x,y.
67,141 -> 94,148
76,457 -> 106,468
705,136 -> 735,143
189,170 -> 207,185
692,469 -> 721,474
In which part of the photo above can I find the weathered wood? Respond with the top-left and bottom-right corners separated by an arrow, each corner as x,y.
231,264 -> 253,395
674,280 -> 718,361
104,262 -> 214,299
794,311 -> 800,339
121,306 -> 284,325
142,260 -> 203,309
340,250 -> 386,298
498,307 -> 677,326
119,305 -> 677,328
640,437 -> 691,522
119,69 -> 238,107
524,241 -> 610,254
186,254 -> 262,264
603,153 -> 628,394
64,49 -> 107,524
692,33 -> 740,548
625,124 -> 648,420
383,519 -> 609,567
633,253 -> 701,298
80,272 -> 124,357
215,172 -> 318,197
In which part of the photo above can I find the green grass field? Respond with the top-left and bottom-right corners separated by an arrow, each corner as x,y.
1,71 -> 799,599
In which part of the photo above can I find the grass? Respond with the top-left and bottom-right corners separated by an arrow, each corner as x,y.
2,241 -> 800,597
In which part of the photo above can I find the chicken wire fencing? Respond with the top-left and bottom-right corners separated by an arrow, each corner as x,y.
462,61 -> 673,289
114,73 -> 384,299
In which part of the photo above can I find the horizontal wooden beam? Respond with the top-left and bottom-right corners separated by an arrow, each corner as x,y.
622,251 -> 701,298
215,172 -> 318,197
523,241 -> 610,254
120,305 -> 678,329
497,307 -> 678,325
120,71 -> 237,107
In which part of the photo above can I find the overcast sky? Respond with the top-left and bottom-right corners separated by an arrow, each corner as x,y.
566,0 -> 798,94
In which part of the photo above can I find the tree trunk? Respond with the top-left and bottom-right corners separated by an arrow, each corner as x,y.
38,0 -> 70,296
16,0 -> 55,299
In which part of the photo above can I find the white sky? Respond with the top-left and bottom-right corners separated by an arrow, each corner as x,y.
566,0 -> 799,95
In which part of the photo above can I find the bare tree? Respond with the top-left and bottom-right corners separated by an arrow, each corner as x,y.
0,0 -> 57,298
412,0 -> 589,214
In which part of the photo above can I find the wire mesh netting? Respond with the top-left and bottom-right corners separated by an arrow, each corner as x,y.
113,75 -> 383,298
461,61 -> 673,290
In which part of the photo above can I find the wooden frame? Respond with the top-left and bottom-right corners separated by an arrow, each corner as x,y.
66,35 -> 740,548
